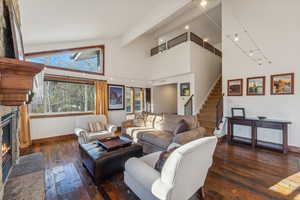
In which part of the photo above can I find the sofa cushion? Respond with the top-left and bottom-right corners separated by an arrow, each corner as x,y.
88,121 -> 106,132
87,131 -> 113,141
154,147 -> 178,172
154,114 -> 198,132
145,113 -> 156,128
173,119 -> 188,135
138,130 -> 173,149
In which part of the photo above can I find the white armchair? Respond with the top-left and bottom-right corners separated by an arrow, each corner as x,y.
74,114 -> 117,144
124,136 -> 218,200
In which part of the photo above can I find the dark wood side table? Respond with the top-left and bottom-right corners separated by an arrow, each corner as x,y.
227,117 -> 291,154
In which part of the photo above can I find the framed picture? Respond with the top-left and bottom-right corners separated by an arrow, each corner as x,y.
247,76 -> 265,96
108,84 -> 125,110
180,82 -> 190,96
8,1 -> 25,60
271,73 -> 294,95
231,108 -> 245,118
228,79 -> 243,96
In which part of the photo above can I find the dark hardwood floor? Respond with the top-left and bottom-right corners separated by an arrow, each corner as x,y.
22,138 -> 300,200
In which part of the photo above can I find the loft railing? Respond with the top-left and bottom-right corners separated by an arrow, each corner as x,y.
151,43 -> 167,56
184,95 -> 194,116
150,32 -> 222,57
216,94 -> 224,130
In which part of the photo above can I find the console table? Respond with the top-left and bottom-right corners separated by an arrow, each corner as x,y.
227,117 -> 291,154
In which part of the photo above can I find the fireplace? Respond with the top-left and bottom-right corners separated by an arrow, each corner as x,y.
1,113 -> 14,183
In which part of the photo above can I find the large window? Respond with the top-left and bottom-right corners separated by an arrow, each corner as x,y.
26,46 -> 104,75
30,77 -> 95,115
125,87 -> 144,113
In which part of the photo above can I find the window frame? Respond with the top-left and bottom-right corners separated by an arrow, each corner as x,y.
29,75 -> 97,119
25,45 -> 105,75
125,87 -> 145,114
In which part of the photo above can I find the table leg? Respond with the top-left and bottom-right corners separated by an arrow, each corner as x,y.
251,124 -> 257,149
282,124 -> 288,154
227,120 -> 232,144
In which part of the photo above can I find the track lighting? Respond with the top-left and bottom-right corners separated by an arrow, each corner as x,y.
234,33 -> 239,42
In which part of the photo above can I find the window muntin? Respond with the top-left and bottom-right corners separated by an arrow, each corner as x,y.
26,46 -> 104,74
30,80 -> 95,114
125,87 -> 144,113
125,87 -> 133,113
134,88 -> 143,112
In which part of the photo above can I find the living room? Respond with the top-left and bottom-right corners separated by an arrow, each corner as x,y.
0,0 -> 300,200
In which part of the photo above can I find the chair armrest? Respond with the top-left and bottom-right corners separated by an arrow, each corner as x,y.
172,127 -> 206,145
121,120 -> 134,128
152,179 -> 173,200
74,128 -> 89,144
107,124 -> 117,134
167,143 -> 181,151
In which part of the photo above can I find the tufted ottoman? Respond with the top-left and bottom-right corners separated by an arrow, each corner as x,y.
79,140 -> 143,184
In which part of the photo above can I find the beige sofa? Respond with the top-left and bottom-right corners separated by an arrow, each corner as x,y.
122,112 -> 207,153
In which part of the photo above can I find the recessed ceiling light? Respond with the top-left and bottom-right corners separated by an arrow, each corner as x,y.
200,0 -> 208,8
234,33 -> 239,42
249,50 -> 254,56
185,25 -> 190,30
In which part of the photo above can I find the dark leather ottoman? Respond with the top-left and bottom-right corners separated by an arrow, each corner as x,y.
79,141 -> 143,184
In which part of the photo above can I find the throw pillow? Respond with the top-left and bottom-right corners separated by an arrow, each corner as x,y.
154,147 -> 178,173
173,119 -> 188,135
88,121 -> 106,133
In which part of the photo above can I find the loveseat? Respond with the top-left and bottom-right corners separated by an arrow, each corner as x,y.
121,112 -> 207,153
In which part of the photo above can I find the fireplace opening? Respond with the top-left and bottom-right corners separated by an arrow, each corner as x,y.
1,113 -> 13,183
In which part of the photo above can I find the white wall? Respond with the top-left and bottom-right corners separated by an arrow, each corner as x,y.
149,42 -> 191,80
152,73 -> 195,115
222,0 -> 300,147
27,35 -> 155,139
153,83 -> 178,114
190,42 -> 222,112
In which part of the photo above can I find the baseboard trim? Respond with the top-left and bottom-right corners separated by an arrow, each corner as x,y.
288,145 -> 300,154
32,134 -> 77,145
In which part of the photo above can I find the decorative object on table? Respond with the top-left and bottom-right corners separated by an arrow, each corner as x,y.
257,116 -> 267,120
228,79 -> 243,96
231,108 -> 245,118
271,73 -> 294,95
247,76 -> 265,96
8,1 -> 25,60
180,82 -> 190,96
98,136 -> 132,151
108,84 -> 125,110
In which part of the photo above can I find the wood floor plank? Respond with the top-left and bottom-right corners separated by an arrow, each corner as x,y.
24,138 -> 300,200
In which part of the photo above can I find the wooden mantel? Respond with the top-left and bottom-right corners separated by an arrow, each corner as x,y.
0,58 -> 45,106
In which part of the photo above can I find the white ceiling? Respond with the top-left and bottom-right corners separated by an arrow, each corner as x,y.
20,0 -> 159,46
153,3 -> 222,45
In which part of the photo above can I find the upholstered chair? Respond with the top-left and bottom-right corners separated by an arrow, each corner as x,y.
74,114 -> 117,144
124,136 -> 217,200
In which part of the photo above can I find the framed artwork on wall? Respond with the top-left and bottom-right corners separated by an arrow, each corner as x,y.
271,73 -> 294,95
231,108 -> 245,118
180,82 -> 190,96
108,84 -> 125,110
227,79 -> 243,96
247,76 -> 265,96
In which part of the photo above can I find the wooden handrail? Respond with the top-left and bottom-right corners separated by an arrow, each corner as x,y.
184,95 -> 194,115
150,32 -> 222,57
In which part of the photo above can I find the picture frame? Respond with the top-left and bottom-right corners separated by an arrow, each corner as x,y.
271,73 -> 294,95
180,82 -> 190,96
8,1 -> 25,60
231,108 -> 245,118
108,84 -> 125,110
247,76 -> 265,96
227,79 -> 243,96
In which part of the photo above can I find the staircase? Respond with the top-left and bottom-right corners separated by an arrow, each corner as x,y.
197,78 -> 222,136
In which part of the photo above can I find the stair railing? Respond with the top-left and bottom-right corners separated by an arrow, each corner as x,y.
184,95 -> 194,115
216,94 -> 224,130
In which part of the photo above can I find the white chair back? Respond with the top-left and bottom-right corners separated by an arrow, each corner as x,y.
160,136 -> 217,200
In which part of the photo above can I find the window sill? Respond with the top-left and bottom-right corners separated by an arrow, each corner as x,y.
30,112 -> 95,119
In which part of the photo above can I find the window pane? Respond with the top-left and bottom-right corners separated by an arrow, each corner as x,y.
30,80 -> 95,114
125,87 -> 133,113
26,49 -> 103,73
134,88 -> 142,112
